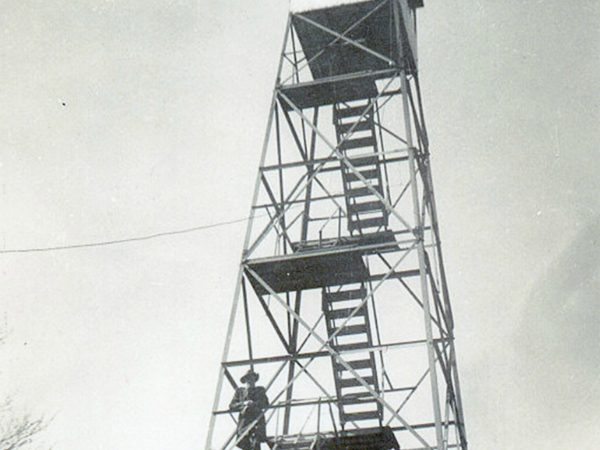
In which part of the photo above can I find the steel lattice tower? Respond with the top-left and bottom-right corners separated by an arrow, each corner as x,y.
206,1 -> 468,449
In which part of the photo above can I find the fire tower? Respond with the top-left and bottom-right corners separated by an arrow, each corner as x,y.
206,1 -> 468,449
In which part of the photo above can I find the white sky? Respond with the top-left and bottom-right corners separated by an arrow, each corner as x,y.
1,1 -> 600,449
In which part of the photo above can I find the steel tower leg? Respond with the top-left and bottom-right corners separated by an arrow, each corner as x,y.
204,16 -> 292,450
393,2 -> 444,447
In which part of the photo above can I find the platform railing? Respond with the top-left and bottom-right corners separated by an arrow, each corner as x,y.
318,205 -> 345,246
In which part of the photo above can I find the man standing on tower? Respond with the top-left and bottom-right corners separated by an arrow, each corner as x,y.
229,369 -> 269,450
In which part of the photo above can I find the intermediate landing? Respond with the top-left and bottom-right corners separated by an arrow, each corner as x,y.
270,426 -> 399,450
245,232 -> 398,295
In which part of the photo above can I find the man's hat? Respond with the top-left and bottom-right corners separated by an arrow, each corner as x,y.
240,369 -> 259,384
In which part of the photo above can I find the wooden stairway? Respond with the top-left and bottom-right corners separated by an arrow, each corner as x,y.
322,284 -> 382,428
334,101 -> 389,235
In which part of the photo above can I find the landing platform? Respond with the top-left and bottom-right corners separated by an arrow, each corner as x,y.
269,426 -> 399,450
245,232 -> 398,295
278,72 -> 381,111
246,248 -> 368,295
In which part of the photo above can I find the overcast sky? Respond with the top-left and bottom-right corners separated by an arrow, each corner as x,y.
1,1 -> 599,449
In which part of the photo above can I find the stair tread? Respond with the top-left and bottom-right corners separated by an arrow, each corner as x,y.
324,288 -> 366,302
326,306 -> 366,319
340,392 -> 379,403
344,168 -> 380,182
335,104 -> 371,119
339,136 -> 376,150
347,185 -> 382,198
334,324 -> 368,336
346,155 -> 380,167
348,200 -> 384,214
336,359 -> 374,371
349,216 -> 388,231
339,375 -> 376,388
337,120 -> 373,135
340,396 -> 379,406
341,410 -> 381,422
334,341 -> 371,352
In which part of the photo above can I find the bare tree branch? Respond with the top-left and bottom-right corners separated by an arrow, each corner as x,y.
1,324 -> 48,450
0,412 -> 45,450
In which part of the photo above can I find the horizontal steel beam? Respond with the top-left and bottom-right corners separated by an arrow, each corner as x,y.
222,337 -> 450,368
212,384 -> 416,415
243,238 -> 416,265
260,151 -> 409,173
279,68 -> 398,90
390,421 -> 456,433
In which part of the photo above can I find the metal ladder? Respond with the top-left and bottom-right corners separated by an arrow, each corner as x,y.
334,101 -> 388,235
322,283 -> 382,428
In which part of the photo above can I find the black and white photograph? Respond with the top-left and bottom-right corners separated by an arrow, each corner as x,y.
1,1 -> 599,449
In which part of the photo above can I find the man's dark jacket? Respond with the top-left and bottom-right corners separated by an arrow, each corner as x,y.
229,386 -> 268,449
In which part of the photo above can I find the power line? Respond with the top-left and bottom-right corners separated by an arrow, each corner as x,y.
0,189 -> 343,255
0,216 -> 253,255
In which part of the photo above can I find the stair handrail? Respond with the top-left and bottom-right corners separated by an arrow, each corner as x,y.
318,206 -> 345,245
292,401 -> 319,446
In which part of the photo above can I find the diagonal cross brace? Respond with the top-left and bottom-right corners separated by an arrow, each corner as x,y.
238,244 -> 433,450
221,246 -> 418,449
282,0 -> 390,86
245,264 -> 432,450
279,91 -> 415,233
245,76 -> 398,258
294,9 -> 396,66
